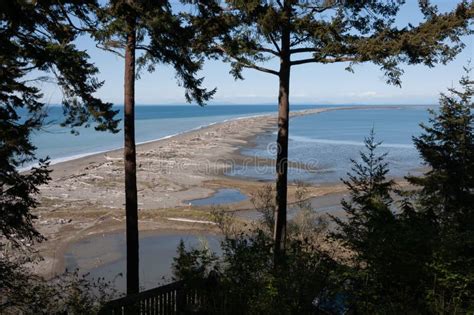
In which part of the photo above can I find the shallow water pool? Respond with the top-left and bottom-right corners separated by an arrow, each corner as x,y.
64,231 -> 221,293
186,188 -> 247,206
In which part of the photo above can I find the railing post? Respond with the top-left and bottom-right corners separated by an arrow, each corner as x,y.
124,301 -> 138,315
176,285 -> 186,314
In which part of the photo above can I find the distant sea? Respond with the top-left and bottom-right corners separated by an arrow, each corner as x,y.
228,105 -> 432,183
29,104 -> 432,182
30,104 -> 327,164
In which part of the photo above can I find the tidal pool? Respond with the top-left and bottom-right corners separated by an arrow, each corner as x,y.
64,231 -> 221,293
186,188 -> 247,206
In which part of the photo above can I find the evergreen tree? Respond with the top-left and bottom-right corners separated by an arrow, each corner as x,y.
1,2 -> 119,307
331,131 -> 397,311
332,130 -> 395,261
409,67 -> 474,226
194,0 -> 474,257
94,0 -> 215,294
408,67 -> 474,312
332,131 -> 432,313
0,0 -> 119,247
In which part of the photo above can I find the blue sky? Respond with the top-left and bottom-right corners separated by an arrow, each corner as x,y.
40,0 -> 473,106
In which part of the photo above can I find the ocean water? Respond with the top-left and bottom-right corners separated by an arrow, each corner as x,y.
28,104 -> 326,165
27,104 -> 432,184
228,106 -> 432,184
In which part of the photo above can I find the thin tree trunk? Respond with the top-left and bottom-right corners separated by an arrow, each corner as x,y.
274,14 -> 291,260
124,15 -> 139,295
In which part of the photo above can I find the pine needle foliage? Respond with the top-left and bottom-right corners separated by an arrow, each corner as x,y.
1,0 -> 119,246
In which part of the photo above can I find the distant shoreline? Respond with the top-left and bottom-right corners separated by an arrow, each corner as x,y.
25,104 -> 419,170
22,112 -> 274,171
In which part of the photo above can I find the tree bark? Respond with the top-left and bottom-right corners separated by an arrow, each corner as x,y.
274,9 -> 291,260
124,16 -> 139,295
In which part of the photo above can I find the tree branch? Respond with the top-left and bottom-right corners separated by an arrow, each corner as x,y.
214,45 -> 279,76
136,45 -> 152,53
243,63 -> 279,76
58,3 -> 96,33
290,34 -> 311,48
96,44 -> 125,58
268,33 -> 281,54
257,46 -> 280,56
306,5 -> 335,14
291,56 -> 358,66
295,2 -> 337,16
290,47 -> 318,54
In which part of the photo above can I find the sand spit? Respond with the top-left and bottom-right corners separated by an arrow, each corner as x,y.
32,105 -> 389,277
37,107 -> 354,211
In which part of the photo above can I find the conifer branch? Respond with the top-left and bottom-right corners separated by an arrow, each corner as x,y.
214,45 -> 279,76
291,56 -> 358,66
268,33 -> 281,54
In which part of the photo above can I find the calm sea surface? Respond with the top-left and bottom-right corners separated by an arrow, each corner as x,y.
228,106 -> 432,183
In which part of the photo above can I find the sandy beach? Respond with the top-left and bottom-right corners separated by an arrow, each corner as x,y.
32,105 -> 402,277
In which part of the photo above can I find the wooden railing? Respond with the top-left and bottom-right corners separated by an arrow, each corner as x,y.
98,279 -> 326,315
98,280 -> 227,315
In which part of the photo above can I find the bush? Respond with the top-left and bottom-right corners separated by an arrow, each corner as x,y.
1,255 -> 116,315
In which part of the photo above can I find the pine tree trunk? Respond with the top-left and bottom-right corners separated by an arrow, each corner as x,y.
124,16 -> 139,295
274,15 -> 291,260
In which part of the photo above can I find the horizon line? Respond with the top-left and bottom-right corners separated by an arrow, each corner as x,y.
44,102 -> 439,107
